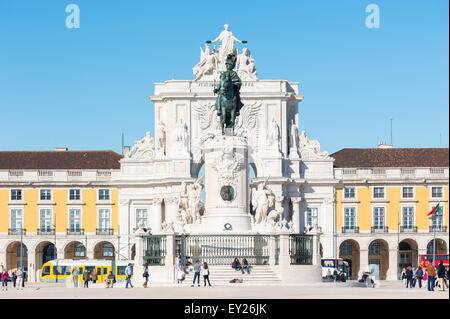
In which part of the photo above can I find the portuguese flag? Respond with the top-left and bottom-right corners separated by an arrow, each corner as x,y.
427,203 -> 441,216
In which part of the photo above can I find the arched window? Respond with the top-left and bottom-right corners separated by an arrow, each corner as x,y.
369,242 -> 380,255
102,243 -> 114,257
74,243 -> 86,257
340,241 -> 353,256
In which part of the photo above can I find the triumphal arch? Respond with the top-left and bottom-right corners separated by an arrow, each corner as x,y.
116,25 -> 336,283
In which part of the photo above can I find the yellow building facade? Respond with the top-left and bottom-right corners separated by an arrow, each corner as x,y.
332,147 -> 449,280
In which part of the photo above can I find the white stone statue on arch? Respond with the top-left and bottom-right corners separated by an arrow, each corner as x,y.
210,24 -> 242,70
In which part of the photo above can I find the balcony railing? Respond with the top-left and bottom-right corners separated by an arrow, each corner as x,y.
37,227 -> 55,235
429,225 -> 447,232
8,228 -> 26,235
66,228 -> 84,235
341,226 -> 359,233
400,226 -> 418,233
371,226 -> 388,233
96,228 -> 114,235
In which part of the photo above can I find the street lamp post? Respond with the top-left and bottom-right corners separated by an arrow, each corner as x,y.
20,226 -> 23,270
53,223 -> 57,260
397,211 -> 400,280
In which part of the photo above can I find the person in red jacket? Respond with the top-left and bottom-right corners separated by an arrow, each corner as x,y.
1,268 -> 9,291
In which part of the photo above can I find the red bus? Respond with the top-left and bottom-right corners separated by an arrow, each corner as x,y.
420,254 -> 449,268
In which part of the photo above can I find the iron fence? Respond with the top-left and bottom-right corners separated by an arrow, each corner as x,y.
184,234 -> 271,266
143,235 -> 166,266
289,234 -> 313,265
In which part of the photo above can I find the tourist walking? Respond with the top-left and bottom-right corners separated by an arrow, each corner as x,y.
72,267 -> 79,288
12,270 -> 17,288
202,262 -> 211,287
1,269 -> 9,291
405,266 -> 413,288
400,267 -> 407,287
125,263 -> 134,288
191,260 -> 201,287
16,266 -> 24,290
426,262 -> 436,291
91,269 -> 98,284
412,267 -> 417,287
416,266 -> 424,288
445,266 -> 449,289
241,258 -> 250,274
437,260 -> 446,291
106,271 -> 115,288
83,269 -> 90,288
143,263 -> 149,288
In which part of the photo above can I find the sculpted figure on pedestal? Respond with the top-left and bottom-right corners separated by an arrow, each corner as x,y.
126,132 -> 156,160
178,177 -> 205,224
193,45 -> 218,80
214,53 -> 244,135
251,180 -> 275,224
210,24 -> 242,71
176,119 -> 189,148
299,130 -> 329,159
157,121 -> 166,153
289,119 -> 299,153
237,48 -> 257,81
268,118 -> 280,149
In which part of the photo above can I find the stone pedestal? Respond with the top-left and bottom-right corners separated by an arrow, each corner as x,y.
200,135 -> 251,232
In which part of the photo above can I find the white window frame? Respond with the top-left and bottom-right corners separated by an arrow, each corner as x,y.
430,186 -> 444,199
305,207 -> 319,228
343,206 -> 357,229
10,189 -> 23,201
401,206 -> 415,229
97,208 -> 112,231
401,186 -> 415,199
68,189 -> 82,201
68,208 -> 83,232
39,208 -> 53,230
343,187 -> 356,199
10,208 -> 24,231
135,208 -> 148,229
429,204 -> 445,229
372,187 -> 385,199
39,189 -> 52,201
98,189 -> 110,201
372,206 -> 386,228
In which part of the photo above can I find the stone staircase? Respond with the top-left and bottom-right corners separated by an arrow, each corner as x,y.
181,265 -> 281,286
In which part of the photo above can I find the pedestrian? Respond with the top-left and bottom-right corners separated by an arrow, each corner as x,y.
416,266 -> 424,289
406,266 -> 413,288
241,258 -> 250,274
445,266 -> 449,289
125,263 -> 134,288
91,269 -> 98,284
191,260 -> 201,287
232,258 -> 241,271
72,267 -> 79,288
16,266 -> 24,290
1,268 -> 8,291
426,262 -> 436,291
22,270 -> 26,288
83,269 -> 90,288
106,271 -> 115,288
202,262 -> 211,287
142,263 -> 149,288
412,267 -> 417,287
400,267 -> 407,286
12,270 -> 17,288
176,264 -> 186,284
437,260 -> 446,291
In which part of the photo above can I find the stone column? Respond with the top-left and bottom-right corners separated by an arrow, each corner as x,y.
86,249 -> 94,260
134,231 -> 145,285
387,249 -> 399,280
165,233 -> 175,282
290,197 -> 302,233
312,232 -> 322,266
0,251 -> 6,270
268,234 -> 276,266
27,251 -> 36,282
359,249 -> 369,278
164,197 -> 179,225
278,233 -> 291,268
150,199 -> 162,233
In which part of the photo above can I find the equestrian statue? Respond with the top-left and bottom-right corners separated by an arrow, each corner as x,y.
213,52 -> 244,134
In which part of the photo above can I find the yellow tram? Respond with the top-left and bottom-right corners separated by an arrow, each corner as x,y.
40,259 -> 134,283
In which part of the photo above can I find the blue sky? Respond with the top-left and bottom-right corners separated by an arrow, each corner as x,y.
0,0 -> 448,154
